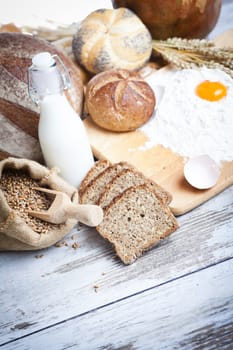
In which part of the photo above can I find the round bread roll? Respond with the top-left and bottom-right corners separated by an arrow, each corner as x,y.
0,33 -> 84,162
85,69 -> 155,132
72,8 -> 152,74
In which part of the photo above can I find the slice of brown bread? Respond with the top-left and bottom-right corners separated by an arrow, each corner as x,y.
79,160 -> 111,195
96,184 -> 178,265
97,168 -> 172,209
79,162 -> 133,204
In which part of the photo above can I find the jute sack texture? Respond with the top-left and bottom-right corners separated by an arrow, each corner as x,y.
0,157 -> 79,251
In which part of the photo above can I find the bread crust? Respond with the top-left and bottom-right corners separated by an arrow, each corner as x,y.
85,69 -> 155,132
79,159 -> 111,196
0,33 -> 84,161
97,167 -> 172,209
79,161 -> 133,204
72,8 -> 152,74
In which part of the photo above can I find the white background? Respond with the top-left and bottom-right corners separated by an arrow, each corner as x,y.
0,0 -> 112,27
0,0 -> 232,39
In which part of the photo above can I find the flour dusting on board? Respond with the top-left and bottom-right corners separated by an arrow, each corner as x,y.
139,67 -> 233,164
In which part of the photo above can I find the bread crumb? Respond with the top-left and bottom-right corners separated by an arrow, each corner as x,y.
54,240 -> 68,247
72,242 -> 79,249
35,254 -> 44,259
94,285 -> 99,292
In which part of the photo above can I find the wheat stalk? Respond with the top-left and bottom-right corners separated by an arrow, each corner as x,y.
152,37 -> 233,78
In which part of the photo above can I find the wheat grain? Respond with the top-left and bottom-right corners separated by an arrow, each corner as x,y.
0,169 -> 58,234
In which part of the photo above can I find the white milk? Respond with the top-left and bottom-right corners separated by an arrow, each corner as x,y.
28,52 -> 94,188
39,93 -> 94,188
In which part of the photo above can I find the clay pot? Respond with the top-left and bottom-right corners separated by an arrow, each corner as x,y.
112,0 -> 222,39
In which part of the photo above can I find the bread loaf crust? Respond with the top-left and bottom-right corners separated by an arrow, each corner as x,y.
86,69 -> 155,132
0,33 -> 84,161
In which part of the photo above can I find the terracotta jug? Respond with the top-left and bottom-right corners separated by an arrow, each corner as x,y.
112,0 -> 222,39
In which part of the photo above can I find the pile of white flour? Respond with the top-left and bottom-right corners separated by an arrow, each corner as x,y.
139,67 -> 233,165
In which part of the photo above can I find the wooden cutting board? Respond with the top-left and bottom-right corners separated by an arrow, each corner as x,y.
84,30 -> 233,215
84,117 -> 233,215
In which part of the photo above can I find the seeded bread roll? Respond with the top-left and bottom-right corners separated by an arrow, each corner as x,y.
79,160 -> 111,195
79,162 -> 133,204
96,184 -> 178,264
97,168 -> 172,209
72,8 -> 152,74
85,69 -> 155,132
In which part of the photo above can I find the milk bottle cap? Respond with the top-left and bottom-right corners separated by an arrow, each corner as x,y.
28,52 -> 71,104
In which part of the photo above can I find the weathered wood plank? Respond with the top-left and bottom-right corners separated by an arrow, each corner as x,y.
0,186 -> 233,345
2,258 -> 233,350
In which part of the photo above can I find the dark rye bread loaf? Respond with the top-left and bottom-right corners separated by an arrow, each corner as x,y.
79,162 -> 133,204
79,160 -> 111,195
96,184 -> 178,264
0,33 -> 83,162
97,168 -> 171,208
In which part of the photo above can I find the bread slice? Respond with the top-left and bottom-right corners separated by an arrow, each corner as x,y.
96,184 -> 178,264
79,160 -> 111,196
97,168 -> 172,209
79,162 -> 133,204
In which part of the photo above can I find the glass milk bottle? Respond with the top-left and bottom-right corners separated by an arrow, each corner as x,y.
28,52 -> 94,188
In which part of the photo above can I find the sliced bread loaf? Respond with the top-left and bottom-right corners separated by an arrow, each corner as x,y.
79,160 -> 111,196
96,184 -> 178,264
79,162 -> 133,205
97,168 -> 172,209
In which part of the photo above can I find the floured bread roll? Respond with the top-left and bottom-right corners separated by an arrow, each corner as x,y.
72,8 -> 152,74
85,69 -> 155,132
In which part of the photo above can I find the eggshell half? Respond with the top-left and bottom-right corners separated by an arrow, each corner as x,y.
184,155 -> 220,189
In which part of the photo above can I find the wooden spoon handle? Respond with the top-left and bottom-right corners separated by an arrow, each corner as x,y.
66,203 -> 103,227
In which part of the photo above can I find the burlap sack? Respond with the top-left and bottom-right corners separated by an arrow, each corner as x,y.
0,157 -> 79,251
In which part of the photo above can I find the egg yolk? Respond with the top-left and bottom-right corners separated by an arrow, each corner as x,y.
196,80 -> 227,101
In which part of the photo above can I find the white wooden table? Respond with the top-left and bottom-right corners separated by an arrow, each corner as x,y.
1,1 -> 233,349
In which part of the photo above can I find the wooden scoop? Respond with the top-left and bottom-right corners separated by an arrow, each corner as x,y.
27,187 -> 103,226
